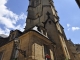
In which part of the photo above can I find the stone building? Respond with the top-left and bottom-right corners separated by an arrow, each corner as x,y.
65,39 -> 80,60
0,0 -> 80,60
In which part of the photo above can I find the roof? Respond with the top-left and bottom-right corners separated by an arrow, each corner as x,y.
24,23 -> 57,45
0,30 -> 22,47
20,30 -> 56,45
0,37 -> 9,47
24,26 -> 49,39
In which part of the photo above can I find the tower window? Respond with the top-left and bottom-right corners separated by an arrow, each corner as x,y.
49,21 -> 51,24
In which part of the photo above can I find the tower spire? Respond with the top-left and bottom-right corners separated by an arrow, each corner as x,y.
25,0 -> 58,31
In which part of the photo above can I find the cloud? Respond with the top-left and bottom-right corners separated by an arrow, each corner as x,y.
72,27 -> 80,31
0,0 -> 26,35
0,28 -> 5,34
67,28 -> 70,31
14,23 -> 26,32
67,24 -> 70,27
66,24 -> 80,31
0,27 -> 10,36
0,23 -> 26,36
0,0 -> 26,28
67,24 -> 70,31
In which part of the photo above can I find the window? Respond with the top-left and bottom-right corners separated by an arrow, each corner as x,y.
44,44 -> 50,55
44,44 -> 51,60
49,21 -> 51,24
0,52 -> 3,60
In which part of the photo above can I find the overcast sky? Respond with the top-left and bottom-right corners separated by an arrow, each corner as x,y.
0,0 -> 80,44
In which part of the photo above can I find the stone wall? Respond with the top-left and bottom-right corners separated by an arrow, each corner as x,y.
18,31 -> 54,60
0,41 -> 14,60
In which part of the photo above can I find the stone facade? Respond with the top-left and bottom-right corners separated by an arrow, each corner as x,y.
25,0 -> 71,60
65,40 -> 80,60
18,31 -> 54,60
0,30 -> 55,60
0,41 -> 14,60
0,0 -> 80,60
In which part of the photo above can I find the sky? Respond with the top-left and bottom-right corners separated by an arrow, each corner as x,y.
0,0 -> 80,44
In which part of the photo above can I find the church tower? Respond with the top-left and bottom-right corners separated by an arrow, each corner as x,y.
0,0 -> 80,60
25,0 -> 58,30
24,0 -> 71,60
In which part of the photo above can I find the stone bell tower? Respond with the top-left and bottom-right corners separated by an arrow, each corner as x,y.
25,0 -> 71,60
25,0 -> 59,30
25,0 -> 43,30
